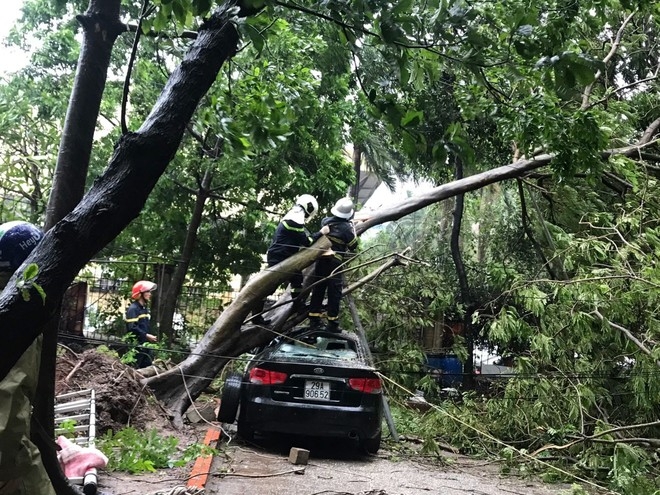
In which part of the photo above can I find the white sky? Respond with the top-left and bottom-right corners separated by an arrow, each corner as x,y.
0,0 -> 26,74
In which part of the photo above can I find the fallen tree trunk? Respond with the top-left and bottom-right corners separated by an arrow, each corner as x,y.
145,142 -> 659,422
144,249 -> 409,423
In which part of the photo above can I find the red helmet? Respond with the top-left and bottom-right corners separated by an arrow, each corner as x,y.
131,280 -> 157,299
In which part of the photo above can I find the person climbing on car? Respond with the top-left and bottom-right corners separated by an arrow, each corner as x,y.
0,220 -> 56,495
308,197 -> 359,333
251,194 -> 329,325
125,280 -> 158,368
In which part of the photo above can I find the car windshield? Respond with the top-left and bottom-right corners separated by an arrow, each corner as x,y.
273,336 -> 358,361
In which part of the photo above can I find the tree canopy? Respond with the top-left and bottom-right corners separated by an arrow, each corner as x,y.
1,0 -> 660,493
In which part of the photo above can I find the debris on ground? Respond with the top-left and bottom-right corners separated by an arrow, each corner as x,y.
55,346 -> 167,434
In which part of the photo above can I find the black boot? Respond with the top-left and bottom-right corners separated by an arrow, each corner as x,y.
308,316 -> 324,331
291,292 -> 307,312
326,320 -> 340,333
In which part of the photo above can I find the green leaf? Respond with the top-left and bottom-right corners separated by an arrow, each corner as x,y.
243,23 -> 265,54
23,263 -> 39,280
380,20 -> 406,44
33,283 -> 47,305
402,131 -> 417,156
391,0 -> 414,15
152,9 -> 169,31
192,0 -> 213,16
172,0 -> 187,24
400,110 -> 423,127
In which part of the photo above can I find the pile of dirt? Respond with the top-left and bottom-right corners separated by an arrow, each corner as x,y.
55,347 -> 166,434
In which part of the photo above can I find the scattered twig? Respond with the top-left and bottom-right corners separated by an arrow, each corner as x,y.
56,343 -> 80,359
530,419 -> 660,457
113,369 -> 128,383
213,467 -> 306,478
593,309 -> 660,367
65,360 -> 83,382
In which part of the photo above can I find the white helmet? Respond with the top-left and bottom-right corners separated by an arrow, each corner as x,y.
296,194 -> 318,219
331,197 -> 354,219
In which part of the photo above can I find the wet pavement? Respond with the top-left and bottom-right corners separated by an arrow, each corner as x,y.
205,429 -> 575,495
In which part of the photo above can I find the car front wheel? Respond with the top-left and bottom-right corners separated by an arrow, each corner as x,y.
217,373 -> 242,423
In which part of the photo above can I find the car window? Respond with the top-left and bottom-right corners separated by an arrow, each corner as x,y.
274,336 -> 358,361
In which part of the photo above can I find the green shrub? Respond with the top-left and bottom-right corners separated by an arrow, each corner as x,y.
97,427 -> 216,474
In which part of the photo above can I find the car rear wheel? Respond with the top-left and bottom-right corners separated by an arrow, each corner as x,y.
360,432 -> 381,454
217,373 -> 242,423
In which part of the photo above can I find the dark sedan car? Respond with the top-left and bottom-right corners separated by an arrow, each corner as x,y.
217,328 -> 383,453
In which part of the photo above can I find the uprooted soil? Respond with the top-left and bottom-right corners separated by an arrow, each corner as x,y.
55,347 -> 167,434
55,347 -> 212,494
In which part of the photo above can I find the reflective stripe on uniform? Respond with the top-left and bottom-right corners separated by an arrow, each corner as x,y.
282,220 -> 304,232
124,314 -> 150,323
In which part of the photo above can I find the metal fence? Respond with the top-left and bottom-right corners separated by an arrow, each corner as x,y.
57,262 -> 240,347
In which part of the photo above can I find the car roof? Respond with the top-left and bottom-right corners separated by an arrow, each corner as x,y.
257,328 -> 374,369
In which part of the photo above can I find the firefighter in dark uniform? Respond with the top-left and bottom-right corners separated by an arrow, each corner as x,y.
252,194 -> 326,324
125,280 -> 158,368
308,197 -> 359,333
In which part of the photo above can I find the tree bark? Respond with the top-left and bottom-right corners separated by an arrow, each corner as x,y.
449,157 -> 474,389
44,0 -> 125,229
0,4 -> 241,380
158,169 -> 212,341
37,1 -> 125,492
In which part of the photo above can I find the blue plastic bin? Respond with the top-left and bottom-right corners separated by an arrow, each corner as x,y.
426,355 -> 463,387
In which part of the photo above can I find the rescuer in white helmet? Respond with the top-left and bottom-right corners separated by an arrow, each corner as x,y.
308,197 -> 359,333
251,194 -> 328,325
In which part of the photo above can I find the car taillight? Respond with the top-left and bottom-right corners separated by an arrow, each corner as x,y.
249,367 -> 287,385
348,377 -> 382,394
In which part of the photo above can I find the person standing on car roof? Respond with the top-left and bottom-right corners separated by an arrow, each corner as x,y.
308,197 -> 359,333
125,281 -> 158,369
251,194 -> 329,325
0,221 -> 56,495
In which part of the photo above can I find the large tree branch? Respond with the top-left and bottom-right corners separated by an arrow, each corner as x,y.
581,10 -> 636,108
44,0 -> 125,229
354,142 -> 651,236
639,117 -> 660,145
0,4 -> 243,380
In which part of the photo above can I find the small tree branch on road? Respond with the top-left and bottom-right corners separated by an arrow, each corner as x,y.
593,309 -> 660,367
530,420 -> 660,457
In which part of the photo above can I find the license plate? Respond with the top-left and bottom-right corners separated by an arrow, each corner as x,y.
304,380 -> 331,400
